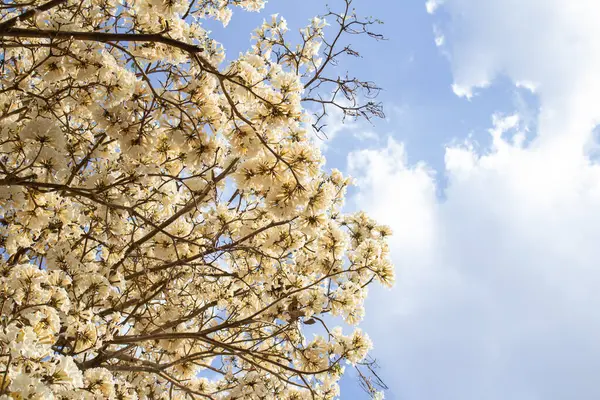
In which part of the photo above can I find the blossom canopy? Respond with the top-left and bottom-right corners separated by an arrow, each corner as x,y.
0,0 -> 393,398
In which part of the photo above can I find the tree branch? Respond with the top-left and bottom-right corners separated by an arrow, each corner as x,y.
0,27 -> 204,53
0,0 -> 68,31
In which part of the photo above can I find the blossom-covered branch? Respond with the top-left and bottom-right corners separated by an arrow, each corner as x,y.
0,28 -> 205,53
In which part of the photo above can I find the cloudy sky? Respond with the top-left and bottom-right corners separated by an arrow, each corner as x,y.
217,0 -> 600,398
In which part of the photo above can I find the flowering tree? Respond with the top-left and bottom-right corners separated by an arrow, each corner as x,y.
0,0 -> 394,398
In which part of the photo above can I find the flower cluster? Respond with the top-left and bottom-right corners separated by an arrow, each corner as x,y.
0,0 -> 392,398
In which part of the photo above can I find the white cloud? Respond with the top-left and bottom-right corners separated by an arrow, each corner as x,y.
515,80 -> 538,93
430,0 -> 600,142
348,138 -> 437,265
433,25 -> 445,47
425,0 -> 443,14
351,115 -> 600,400
451,82 -> 478,99
346,2 -> 600,398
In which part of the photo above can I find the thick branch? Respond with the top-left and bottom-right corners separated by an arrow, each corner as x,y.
0,27 -> 204,53
0,0 -> 68,31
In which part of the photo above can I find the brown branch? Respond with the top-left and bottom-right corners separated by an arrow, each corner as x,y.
0,0 -> 68,31
0,28 -> 204,53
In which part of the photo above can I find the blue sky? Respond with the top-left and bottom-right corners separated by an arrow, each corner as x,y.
214,1 -> 600,398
